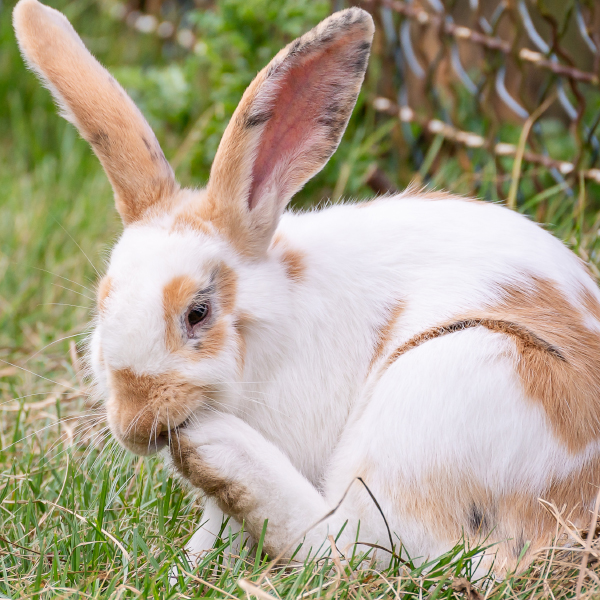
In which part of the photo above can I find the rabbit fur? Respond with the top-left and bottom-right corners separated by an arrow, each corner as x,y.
14,0 -> 600,576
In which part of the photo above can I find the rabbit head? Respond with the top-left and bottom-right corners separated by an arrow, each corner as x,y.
14,0 -> 374,455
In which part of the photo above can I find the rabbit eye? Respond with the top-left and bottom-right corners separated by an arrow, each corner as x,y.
187,302 -> 210,329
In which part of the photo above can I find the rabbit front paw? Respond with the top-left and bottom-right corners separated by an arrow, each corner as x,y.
169,412 -> 261,517
169,411 -> 333,559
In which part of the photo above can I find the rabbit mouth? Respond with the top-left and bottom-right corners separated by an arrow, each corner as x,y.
175,416 -> 192,430
157,417 -> 192,446
115,417 -> 193,456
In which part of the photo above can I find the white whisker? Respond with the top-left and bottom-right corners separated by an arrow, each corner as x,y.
51,282 -> 95,302
33,267 -> 95,294
0,358 -> 81,393
53,219 -> 100,278
25,332 -> 88,364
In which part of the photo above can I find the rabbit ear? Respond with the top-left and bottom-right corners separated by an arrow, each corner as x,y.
13,0 -> 178,225
202,8 -> 374,257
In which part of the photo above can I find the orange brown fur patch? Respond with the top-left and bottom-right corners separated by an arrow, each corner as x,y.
232,312 -> 255,374
163,275 -> 198,352
272,234 -> 306,282
492,278 -> 600,453
373,456 -> 600,576
234,325 -> 247,374
383,276 -> 600,453
581,286 -> 600,322
162,265 -> 236,360
369,302 -> 404,370
97,276 -> 112,313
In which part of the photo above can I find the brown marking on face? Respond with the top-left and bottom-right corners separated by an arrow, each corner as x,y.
97,276 -> 112,313
369,302 -> 404,371
162,266 -> 236,360
382,276 -> 600,453
216,263 -> 237,314
163,275 -> 198,352
236,311 -> 257,327
170,432 -> 252,517
108,368 -> 205,451
193,318 -> 228,360
235,326 -> 247,374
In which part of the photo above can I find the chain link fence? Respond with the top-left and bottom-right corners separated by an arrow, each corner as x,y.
353,0 -> 600,212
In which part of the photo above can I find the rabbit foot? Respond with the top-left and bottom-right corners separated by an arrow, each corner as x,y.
170,413 -> 257,518
169,411 -> 332,557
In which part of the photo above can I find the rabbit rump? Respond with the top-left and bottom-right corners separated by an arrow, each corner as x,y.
15,0 -> 600,576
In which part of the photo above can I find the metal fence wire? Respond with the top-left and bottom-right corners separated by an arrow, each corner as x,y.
353,0 -> 600,209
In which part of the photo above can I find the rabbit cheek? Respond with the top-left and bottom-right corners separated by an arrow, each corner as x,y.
107,369 -> 204,456
89,333 -> 108,398
163,275 -> 198,353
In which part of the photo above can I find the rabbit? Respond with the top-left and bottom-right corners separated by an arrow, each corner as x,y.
14,0 -> 600,577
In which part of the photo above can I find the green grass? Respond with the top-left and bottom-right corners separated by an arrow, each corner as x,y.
1,0 -> 600,597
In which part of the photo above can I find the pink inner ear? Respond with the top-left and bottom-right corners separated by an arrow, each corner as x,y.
247,37 -> 350,211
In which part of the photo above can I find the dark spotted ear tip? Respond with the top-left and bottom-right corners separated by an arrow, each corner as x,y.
329,7 -> 375,37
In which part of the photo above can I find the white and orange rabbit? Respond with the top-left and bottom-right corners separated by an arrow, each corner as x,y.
14,0 -> 600,575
